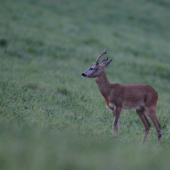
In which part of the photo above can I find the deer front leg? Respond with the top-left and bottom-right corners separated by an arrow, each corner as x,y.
112,107 -> 122,136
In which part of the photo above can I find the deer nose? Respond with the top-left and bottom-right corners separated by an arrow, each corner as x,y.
82,73 -> 87,77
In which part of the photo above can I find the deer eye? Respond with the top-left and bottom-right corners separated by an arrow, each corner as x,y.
90,68 -> 94,70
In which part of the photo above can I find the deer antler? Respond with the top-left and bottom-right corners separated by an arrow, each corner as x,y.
95,48 -> 107,63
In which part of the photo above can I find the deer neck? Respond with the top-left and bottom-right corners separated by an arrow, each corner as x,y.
95,70 -> 110,98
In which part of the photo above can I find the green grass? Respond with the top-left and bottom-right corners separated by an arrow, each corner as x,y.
1,0 -> 170,169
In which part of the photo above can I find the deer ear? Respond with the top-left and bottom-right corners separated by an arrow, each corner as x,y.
100,57 -> 108,62
104,60 -> 112,67
98,57 -> 108,67
99,59 -> 112,67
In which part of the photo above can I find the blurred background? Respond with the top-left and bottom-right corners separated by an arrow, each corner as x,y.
0,0 -> 170,169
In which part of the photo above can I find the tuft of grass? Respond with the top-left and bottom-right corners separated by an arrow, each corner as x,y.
0,38 -> 7,47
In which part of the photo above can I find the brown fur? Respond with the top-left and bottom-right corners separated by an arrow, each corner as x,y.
82,49 -> 161,144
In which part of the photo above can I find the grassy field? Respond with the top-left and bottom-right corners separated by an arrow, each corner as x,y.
1,0 -> 170,169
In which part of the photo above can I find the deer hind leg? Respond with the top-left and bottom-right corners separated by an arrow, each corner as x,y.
145,106 -> 161,143
135,108 -> 151,144
112,107 -> 121,136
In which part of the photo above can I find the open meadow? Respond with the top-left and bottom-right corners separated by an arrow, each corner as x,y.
0,0 -> 170,169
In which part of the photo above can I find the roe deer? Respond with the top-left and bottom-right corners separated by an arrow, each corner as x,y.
82,48 -> 161,144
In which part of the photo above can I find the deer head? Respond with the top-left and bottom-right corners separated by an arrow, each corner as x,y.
82,48 -> 112,78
